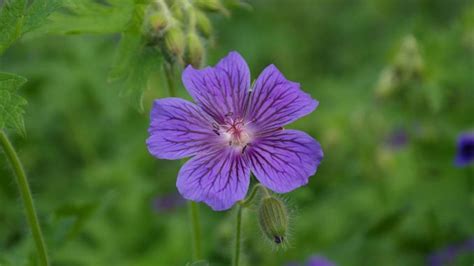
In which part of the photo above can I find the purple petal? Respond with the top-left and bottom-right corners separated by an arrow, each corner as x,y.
307,256 -> 336,266
182,51 -> 250,123
454,132 -> 474,167
246,65 -> 318,132
245,129 -> 323,193
177,148 -> 251,211
146,98 -> 218,160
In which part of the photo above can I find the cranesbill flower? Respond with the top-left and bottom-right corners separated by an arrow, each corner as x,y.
455,132 -> 474,167
306,255 -> 336,266
147,51 -> 323,210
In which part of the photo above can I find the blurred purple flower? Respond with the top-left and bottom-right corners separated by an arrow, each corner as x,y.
455,132 -> 474,167
307,255 -> 336,266
427,238 -> 474,266
285,255 -> 336,266
147,51 -> 323,211
151,193 -> 185,213
385,128 -> 409,149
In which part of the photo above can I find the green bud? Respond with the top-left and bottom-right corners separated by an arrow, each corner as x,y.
148,12 -> 168,32
374,66 -> 398,99
394,35 -> 424,81
195,11 -> 213,38
171,3 -> 184,21
185,31 -> 205,67
164,25 -> 185,59
258,196 -> 289,245
194,0 -> 222,12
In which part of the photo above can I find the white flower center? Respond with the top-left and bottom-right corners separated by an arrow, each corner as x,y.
219,117 -> 252,149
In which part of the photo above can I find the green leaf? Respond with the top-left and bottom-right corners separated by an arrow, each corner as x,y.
22,0 -> 62,34
109,1 -> 162,111
0,0 -> 26,55
35,0 -> 135,34
109,32 -> 162,111
0,72 -> 27,135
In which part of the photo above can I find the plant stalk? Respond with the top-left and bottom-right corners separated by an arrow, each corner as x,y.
233,205 -> 243,266
163,64 -> 203,261
188,201 -> 202,260
0,130 -> 49,266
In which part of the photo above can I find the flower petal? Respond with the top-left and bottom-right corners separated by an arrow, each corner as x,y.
246,65 -> 318,132
182,51 -> 250,123
177,148 -> 251,211
245,129 -> 323,193
146,98 -> 218,160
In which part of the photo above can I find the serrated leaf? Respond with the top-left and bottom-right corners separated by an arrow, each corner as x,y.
0,72 -> 27,135
0,0 -> 26,55
109,1 -> 162,111
22,0 -> 62,34
109,32 -> 162,111
34,0 -> 134,34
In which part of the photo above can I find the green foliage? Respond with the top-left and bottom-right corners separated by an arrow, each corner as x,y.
34,0 -> 135,34
0,0 -> 473,265
0,72 -> 27,135
0,0 -> 26,54
109,1 -> 162,111
22,0 -> 62,34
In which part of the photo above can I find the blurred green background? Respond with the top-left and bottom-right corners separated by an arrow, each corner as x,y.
1,0 -> 473,265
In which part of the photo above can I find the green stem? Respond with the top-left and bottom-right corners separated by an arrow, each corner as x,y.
239,183 -> 263,207
0,131 -> 49,266
232,205 -> 242,266
163,60 -> 203,261
164,62 -> 177,97
188,201 -> 202,260
233,183 -> 268,266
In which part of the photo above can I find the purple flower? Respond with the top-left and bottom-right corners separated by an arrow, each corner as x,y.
306,256 -> 336,266
455,132 -> 474,167
385,127 -> 408,149
427,238 -> 474,266
151,193 -> 186,213
146,51 -> 323,211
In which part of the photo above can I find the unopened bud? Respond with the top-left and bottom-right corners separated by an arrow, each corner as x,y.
164,25 -> 185,59
194,0 -> 222,12
374,66 -> 398,99
185,32 -> 205,67
258,196 -> 289,245
148,12 -> 168,32
195,11 -> 213,38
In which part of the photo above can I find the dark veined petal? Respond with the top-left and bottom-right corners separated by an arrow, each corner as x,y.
246,65 -> 318,133
182,51 -> 250,123
245,129 -> 323,193
146,98 -> 219,160
177,148 -> 251,211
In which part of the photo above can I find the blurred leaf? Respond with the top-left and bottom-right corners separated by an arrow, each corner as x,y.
0,72 -> 27,135
0,0 -> 26,55
35,0 -> 134,34
186,260 -> 210,266
22,0 -> 62,34
109,1 -> 162,111
53,201 -> 100,241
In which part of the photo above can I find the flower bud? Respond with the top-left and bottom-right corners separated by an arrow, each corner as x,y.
195,11 -> 213,38
258,196 -> 289,245
148,11 -> 168,32
185,31 -> 205,67
164,25 -> 185,59
194,0 -> 222,12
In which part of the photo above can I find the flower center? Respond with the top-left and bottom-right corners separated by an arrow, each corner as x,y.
218,117 -> 252,149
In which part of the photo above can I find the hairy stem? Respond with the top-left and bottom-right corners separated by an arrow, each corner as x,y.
188,201 -> 202,260
164,62 -> 177,97
233,183 -> 268,266
233,205 -> 243,266
0,131 -> 49,266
